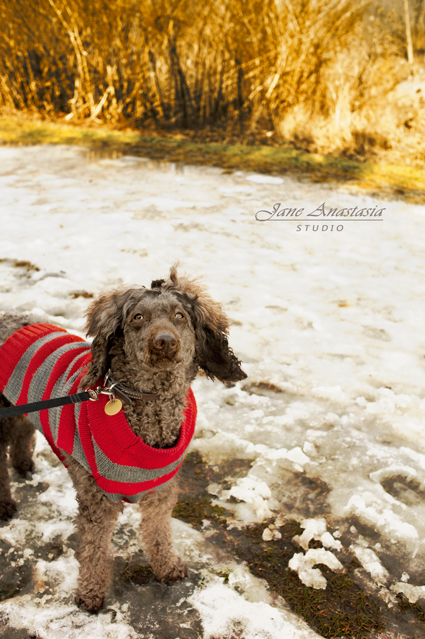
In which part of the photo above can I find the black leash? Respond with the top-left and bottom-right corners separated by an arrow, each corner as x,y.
0,369 -> 158,419
0,392 -> 92,418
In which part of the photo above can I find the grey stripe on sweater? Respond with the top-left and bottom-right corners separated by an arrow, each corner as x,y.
91,437 -> 184,484
102,482 -> 168,503
48,349 -> 90,440
70,402 -> 92,473
4,332 -> 66,403
24,342 -> 89,437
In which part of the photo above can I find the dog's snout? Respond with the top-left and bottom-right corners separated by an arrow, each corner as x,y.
153,332 -> 177,352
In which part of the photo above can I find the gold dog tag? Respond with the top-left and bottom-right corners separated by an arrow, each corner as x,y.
104,397 -> 123,416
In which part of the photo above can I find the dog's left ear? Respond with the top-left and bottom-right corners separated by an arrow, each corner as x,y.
167,266 -> 247,384
79,287 -> 144,388
194,319 -> 247,383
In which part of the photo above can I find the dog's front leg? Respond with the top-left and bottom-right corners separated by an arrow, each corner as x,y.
139,478 -> 188,582
67,458 -> 122,613
9,416 -> 35,476
0,432 -> 17,520
0,410 -> 23,520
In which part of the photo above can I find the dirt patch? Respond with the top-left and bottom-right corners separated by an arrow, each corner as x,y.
14,261 -> 39,272
113,555 -> 155,589
242,381 -> 284,395
0,258 -> 40,273
70,291 -> 94,299
0,556 -> 33,602
381,475 -> 425,508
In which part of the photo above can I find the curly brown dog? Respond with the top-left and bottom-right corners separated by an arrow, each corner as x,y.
0,266 -> 246,613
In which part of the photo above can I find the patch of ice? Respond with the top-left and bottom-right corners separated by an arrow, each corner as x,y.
288,549 -> 343,589
0,519 -> 31,547
321,532 -> 342,550
401,447 -> 425,471
188,581 -> 321,638
369,465 -> 418,484
40,521 -> 74,543
390,582 -> 425,604
246,174 -> 284,184
33,276 -> 77,297
294,519 -> 325,551
262,527 -> 282,541
350,545 -> 390,585
286,447 -> 311,466
293,518 -> 342,552
33,550 -> 78,595
345,493 -> 418,541
272,406 -> 310,428
120,155 -> 149,162
365,389 -> 414,414
26,306 -> 50,318
193,431 -> 269,463
224,477 -> 274,521
311,385 -> 348,403
0,596 -> 138,639
126,196 -> 215,210
303,442 -> 318,457
218,185 -> 254,194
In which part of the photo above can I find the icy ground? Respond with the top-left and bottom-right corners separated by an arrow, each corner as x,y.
0,145 -> 424,638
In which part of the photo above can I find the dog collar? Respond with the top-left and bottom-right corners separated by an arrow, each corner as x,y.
104,369 -> 158,406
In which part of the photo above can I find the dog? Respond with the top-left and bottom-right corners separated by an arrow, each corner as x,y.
0,266 -> 246,612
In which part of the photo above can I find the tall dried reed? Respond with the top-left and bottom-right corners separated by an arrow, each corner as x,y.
0,0 -> 414,156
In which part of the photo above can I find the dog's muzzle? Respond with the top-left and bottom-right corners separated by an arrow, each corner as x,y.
152,332 -> 178,357
147,324 -> 181,366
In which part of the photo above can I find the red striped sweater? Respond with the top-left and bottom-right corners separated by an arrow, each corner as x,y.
0,324 -> 197,502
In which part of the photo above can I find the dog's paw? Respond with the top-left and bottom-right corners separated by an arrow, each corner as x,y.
0,499 -> 17,521
155,555 -> 188,583
75,592 -> 106,614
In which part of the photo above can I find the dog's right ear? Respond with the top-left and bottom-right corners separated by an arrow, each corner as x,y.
79,288 -> 144,388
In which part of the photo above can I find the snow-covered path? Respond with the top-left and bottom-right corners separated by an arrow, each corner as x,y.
0,145 -> 425,638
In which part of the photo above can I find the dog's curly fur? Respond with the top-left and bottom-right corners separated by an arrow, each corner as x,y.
0,267 -> 246,612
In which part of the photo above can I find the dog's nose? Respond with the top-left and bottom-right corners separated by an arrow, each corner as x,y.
153,333 -> 177,353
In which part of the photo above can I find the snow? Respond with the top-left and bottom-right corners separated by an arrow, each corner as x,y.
288,549 -> 343,589
293,519 -> 342,552
188,581 -> 318,639
262,526 -> 282,541
390,582 -> 425,604
1,597 -> 139,639
1,144 -> 425,636
222,476 -> 273,521
350,544 -> 390,585
246,174 -> 284,184
344,493 -> 419,541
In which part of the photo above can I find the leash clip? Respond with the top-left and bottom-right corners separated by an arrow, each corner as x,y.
86,387 -> 100,401
85,386 -> 116,401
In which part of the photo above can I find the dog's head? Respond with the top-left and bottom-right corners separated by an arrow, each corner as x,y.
81,266 -> 247,388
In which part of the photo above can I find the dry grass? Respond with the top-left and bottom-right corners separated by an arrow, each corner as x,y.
1,0 -> 424,165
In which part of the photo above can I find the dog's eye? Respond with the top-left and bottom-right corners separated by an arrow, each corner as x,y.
134,313 -> 144,321
175,312 -> 184,319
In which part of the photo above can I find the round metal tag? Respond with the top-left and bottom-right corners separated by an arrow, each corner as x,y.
104,398 -> 123,416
